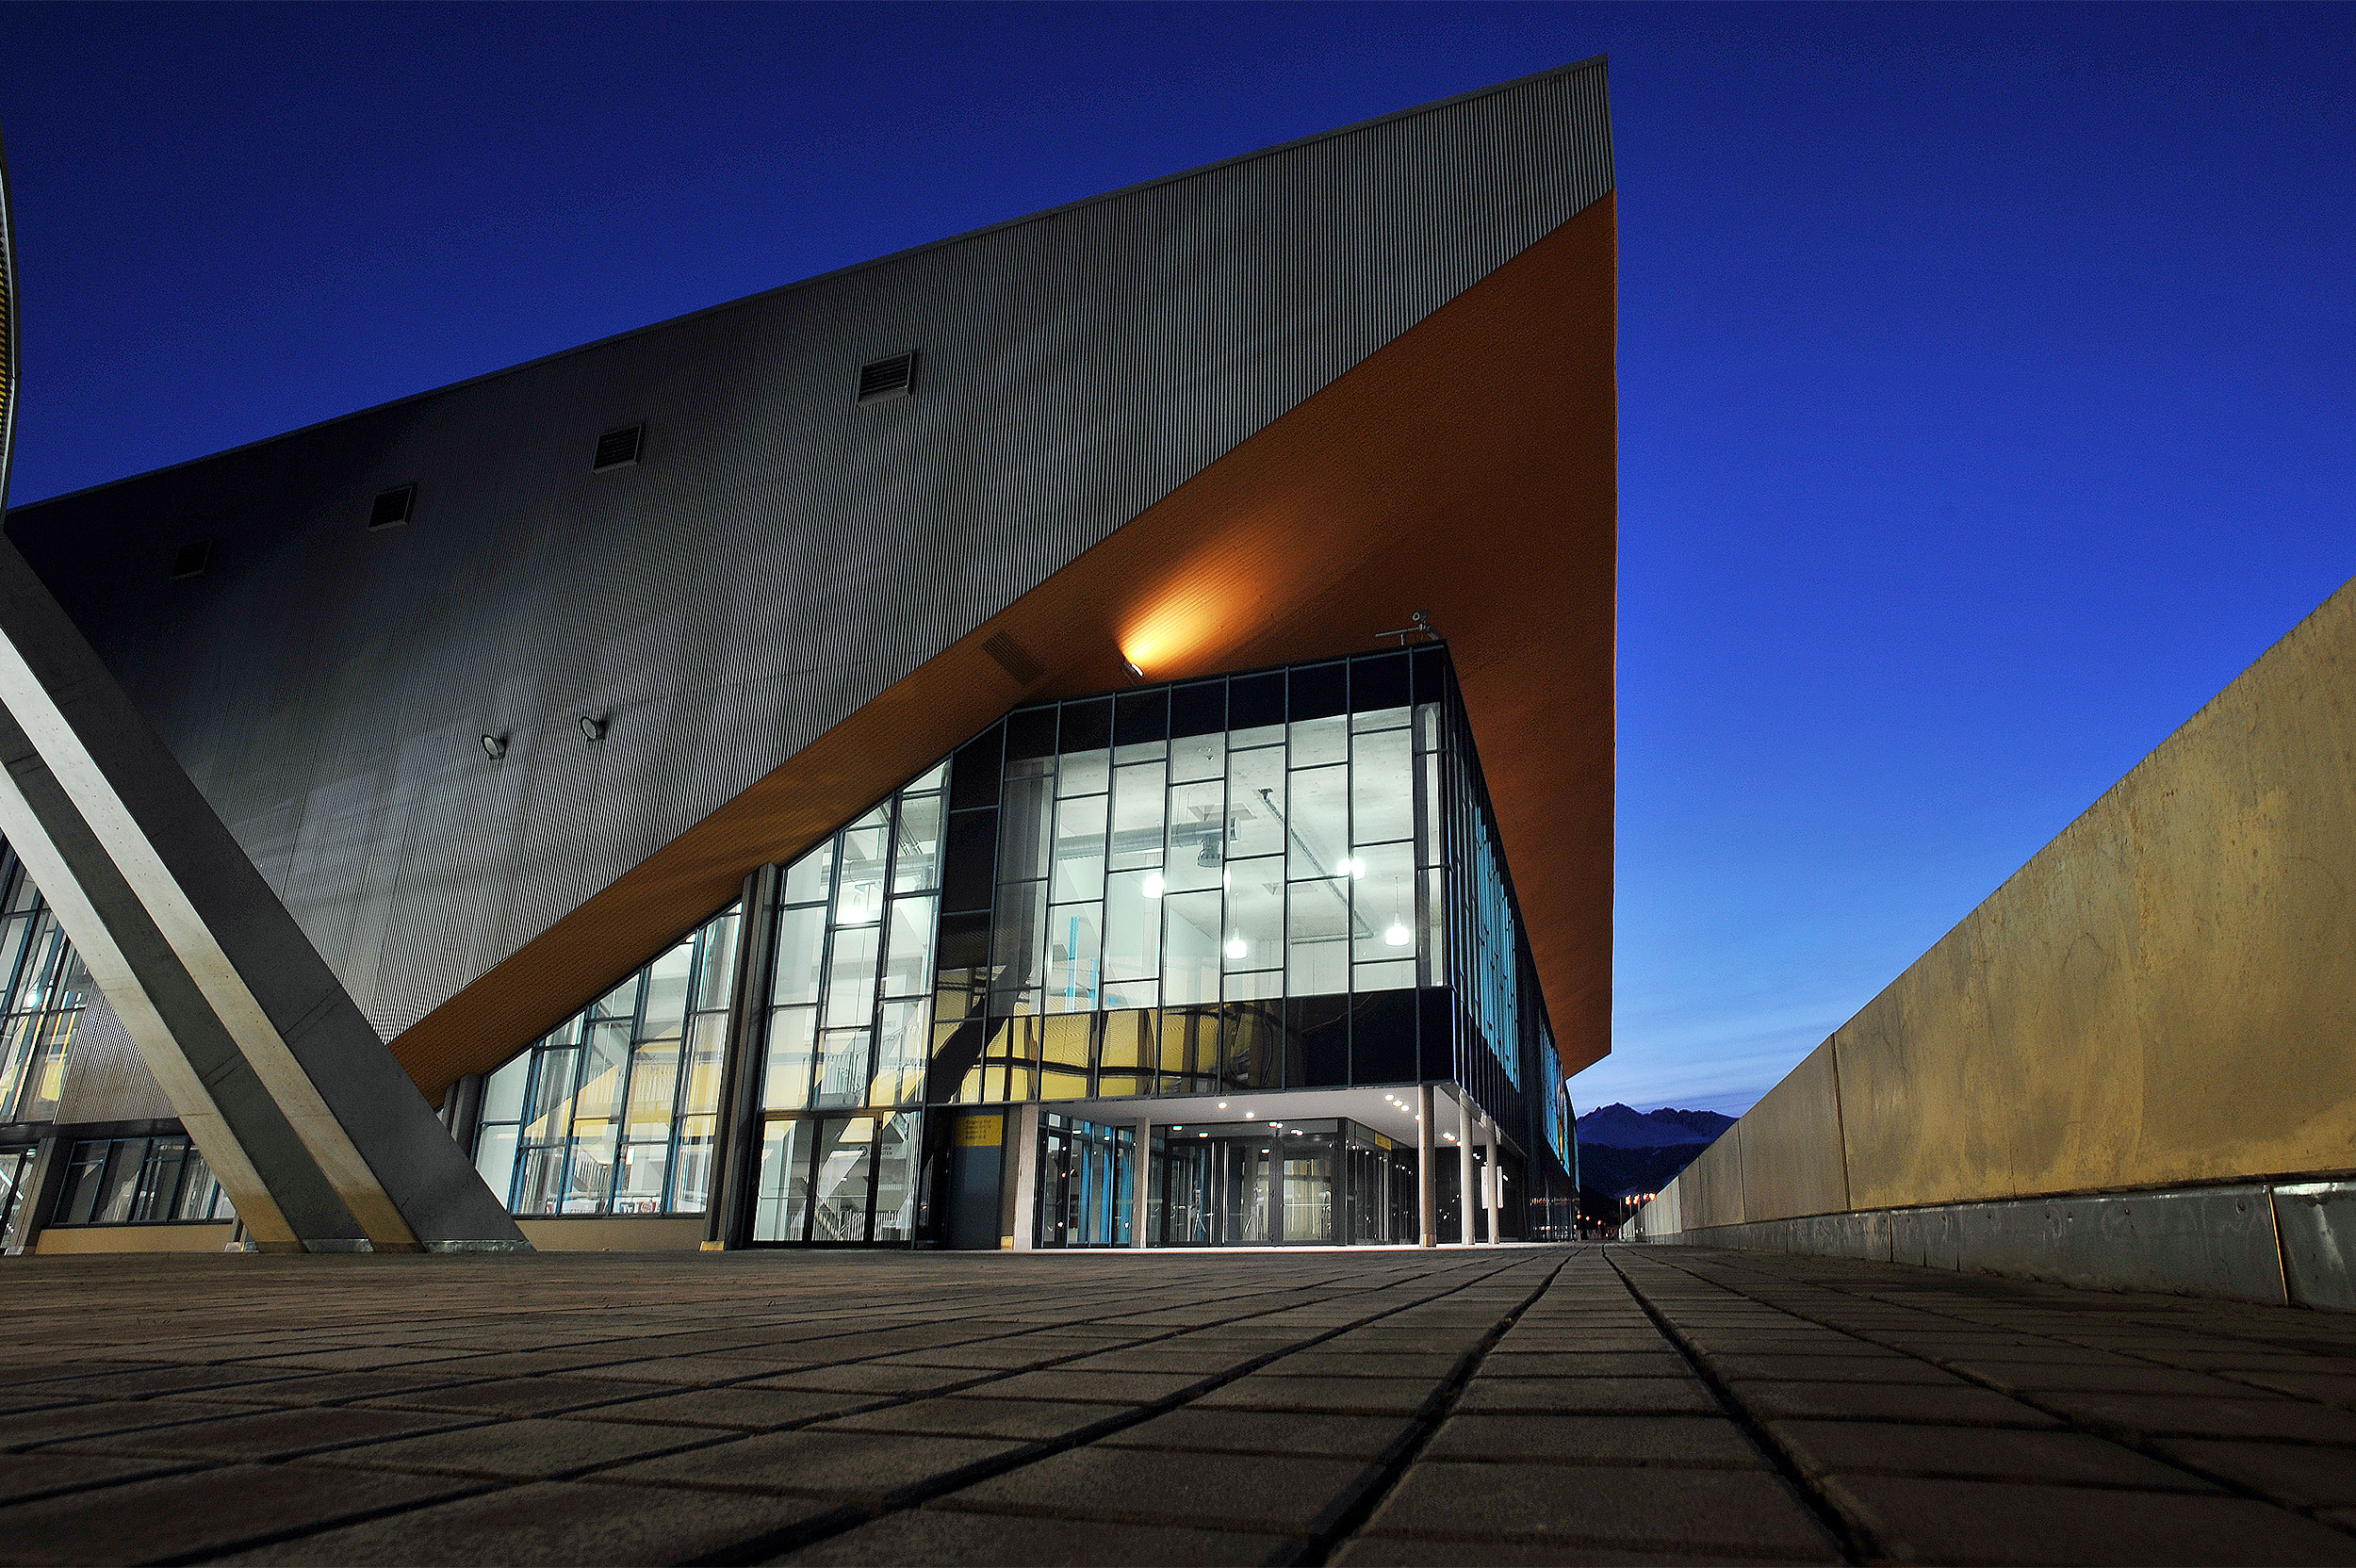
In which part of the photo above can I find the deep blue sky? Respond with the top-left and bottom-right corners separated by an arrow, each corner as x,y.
3,4 -> 2351,1116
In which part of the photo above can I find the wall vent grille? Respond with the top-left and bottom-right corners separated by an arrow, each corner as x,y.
856,351 -> 916,403
368,484 -> 415,531
593,424 -> 645,472
171,539 -> 213,581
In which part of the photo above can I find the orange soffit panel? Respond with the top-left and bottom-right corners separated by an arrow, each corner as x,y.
393,191 -> 1617,1099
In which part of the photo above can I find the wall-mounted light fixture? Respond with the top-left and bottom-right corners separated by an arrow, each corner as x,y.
481,733 -> 508,760
580,715 -> 607,743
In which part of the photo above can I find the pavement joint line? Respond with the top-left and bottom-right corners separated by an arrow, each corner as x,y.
662,1254 -> 1547,1567
1644,1250 -> 2356,1544
1283,1250 -> 1575,1567
139,1478 -> 513,1568
1606,1250 -> 1870,1565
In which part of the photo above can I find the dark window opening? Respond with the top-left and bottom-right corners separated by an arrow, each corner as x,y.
593,424 -> 645,472
368,484 -> 415,531
857,351 -> 916,403
171,540 -> 213,580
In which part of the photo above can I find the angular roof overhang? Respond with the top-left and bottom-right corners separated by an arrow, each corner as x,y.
394,190 -> 1615,1099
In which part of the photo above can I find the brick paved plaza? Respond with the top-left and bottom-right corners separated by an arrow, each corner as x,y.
2,1246 -> 2354,1564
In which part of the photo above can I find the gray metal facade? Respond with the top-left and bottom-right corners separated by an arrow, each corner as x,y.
4,63 -> 1612,1116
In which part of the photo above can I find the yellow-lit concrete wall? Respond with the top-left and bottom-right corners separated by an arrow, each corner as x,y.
34,1223 -> 237,1254
1642,575 -> 2356,1233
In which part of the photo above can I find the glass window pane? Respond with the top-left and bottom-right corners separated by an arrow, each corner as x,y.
836,814 -> 888,925
1057,748 -> 1110,799
1045,904 -> 1102,1013
815,1028 -> 874,1108
693,908 -> 740,1012
514,1144 -> 567,1216
1287,878 -> 1350,997
132,1138 -> 185,1223
997,774 -> 1054,884
772,905 -> 827,1006
875,999 -> 929,1106
565,1121 -> 618,1213
812,1117 -> 875,1241
1285,763 -> 1349,880
1103,870 -> 1163,983
57,1142 -> 107,1224
1289,712 -> 1348,767
681,1013 -> 727,1117
1170,729 -> 1225,784
1051,794 -> 1107,904
640,943 -> 693,1044
473,1124 -> 520,1209
1421,866 -> 1447,986
592,973 -> 642,1022
823,924 -> 879,1028
1161,889 -> 1222,1005
481,1053 -> 530,1122
782,839 -> 835,906
614,1142 -> 669,1215
1164,779 -> 1225,892
89,1140 -> 143,1223
872,1113 -> 920,1242
1352,704 -> 1411,734
524,1047 -> 579,1143
892,794 -> 943,893
882,894 -> 938,999
1355,958 -> 1417,992
1354,843 -> 1417,964
1102,975 -> 1157,1012
175,1152 -> 224,1222
1352,728 -> 1414,846
1226,748 -> 1284,861
577,1022 -> 632,1120
908,760 -> 949,793
752,1120 -> 811,1242
1108,761 -> 1167,873
990,880 -> 1047,1010
1225,969 -> 1283,1002
762,1005 -> 818,1111
626,1037 -> 680,1139
671,1114 -> 715,1213
1222,858 -> 1282,973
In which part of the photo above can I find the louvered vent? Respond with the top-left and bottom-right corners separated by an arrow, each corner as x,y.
593,424 -> 644,472
172,539 -> 213,581
857,351 -> 916,404
368,484 -> 415,531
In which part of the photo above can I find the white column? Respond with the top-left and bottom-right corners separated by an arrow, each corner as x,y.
1008,1102 -> 1040,1250
1416,1084 -> 1436,1248
1457,1094 -> 1477,1245
1133,1115 -> 1151,1248
1484,1115 -> 1503,1244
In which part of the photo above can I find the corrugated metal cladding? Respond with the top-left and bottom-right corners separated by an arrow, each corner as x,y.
7,62 -> 1612,1056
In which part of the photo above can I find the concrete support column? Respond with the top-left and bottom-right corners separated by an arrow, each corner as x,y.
1416,1084 -> 1436,1248
1133,1115 -> 1151,1248
1483,1115 -> 1503,1244
1007,1102 -> 1040,1250
1457,1097 -> 1477,1244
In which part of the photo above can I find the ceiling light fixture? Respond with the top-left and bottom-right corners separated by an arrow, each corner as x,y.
1142,872 -> 1165,899
1384,919 -> 1411,947
1224,935 -> 1247,960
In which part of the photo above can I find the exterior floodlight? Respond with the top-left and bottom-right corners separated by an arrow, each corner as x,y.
481,733 -> 508,760
1123,660 -> 1145,681
580,715 -> 607,743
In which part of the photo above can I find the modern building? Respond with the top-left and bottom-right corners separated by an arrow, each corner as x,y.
0,59 -> 1616,1255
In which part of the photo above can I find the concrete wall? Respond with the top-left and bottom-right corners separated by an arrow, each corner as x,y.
1632,576 -> 2356,1303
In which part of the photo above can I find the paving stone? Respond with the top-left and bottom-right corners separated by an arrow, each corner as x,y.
1767,1419 -> 2215,1491
352,1375 -> 663,1417
238,1347 -> 488,1373
1101,1409 -> 1412,1459
1424,1413 -> 1765,1468
2223,1369 -> 2356,1409
939,1443 -> 1371,1536
814,1396 -> 1122,1444
952,1368 -> 1208,1405
0,1450 -> 194,1506
1333,1536 -> 1796,1565
1950,1361 -> 2261,1396
49,1404 -> 469,1462
1726,1380 -> 2059,1426
23,1364 -> 312,1399
747,1364 -> 982,1395
2153,1439 -> 2356,1508
1823,1474 -> 2356,1565
1706,1354 -> 1964,1385
1268,1351 -> 1465,1378
307,1414 -> 717,1478
1191,1373 -> 1441,1416
3,1398 -> 253,1449
1479,1351 -> 1689,1378
1455,1377 -> 1719,1416
574,1386 -> 889,1430
549,1353 -> 809,1385
0,1462 -> 483,1565
218,1478 -> 851,1564
171,1371 -> 485,1408
780,1506 -> 1288,1564
2038,1392 -> 2356,1443
1363,1460 -> 1838,1559
601,1428 -> 1028,1504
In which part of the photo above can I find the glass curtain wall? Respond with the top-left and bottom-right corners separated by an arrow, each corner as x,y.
49,1135 -> 232,1226
0,842 -> 93,1126
471,905 -> 739,1217
746,763 -> 943,1244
